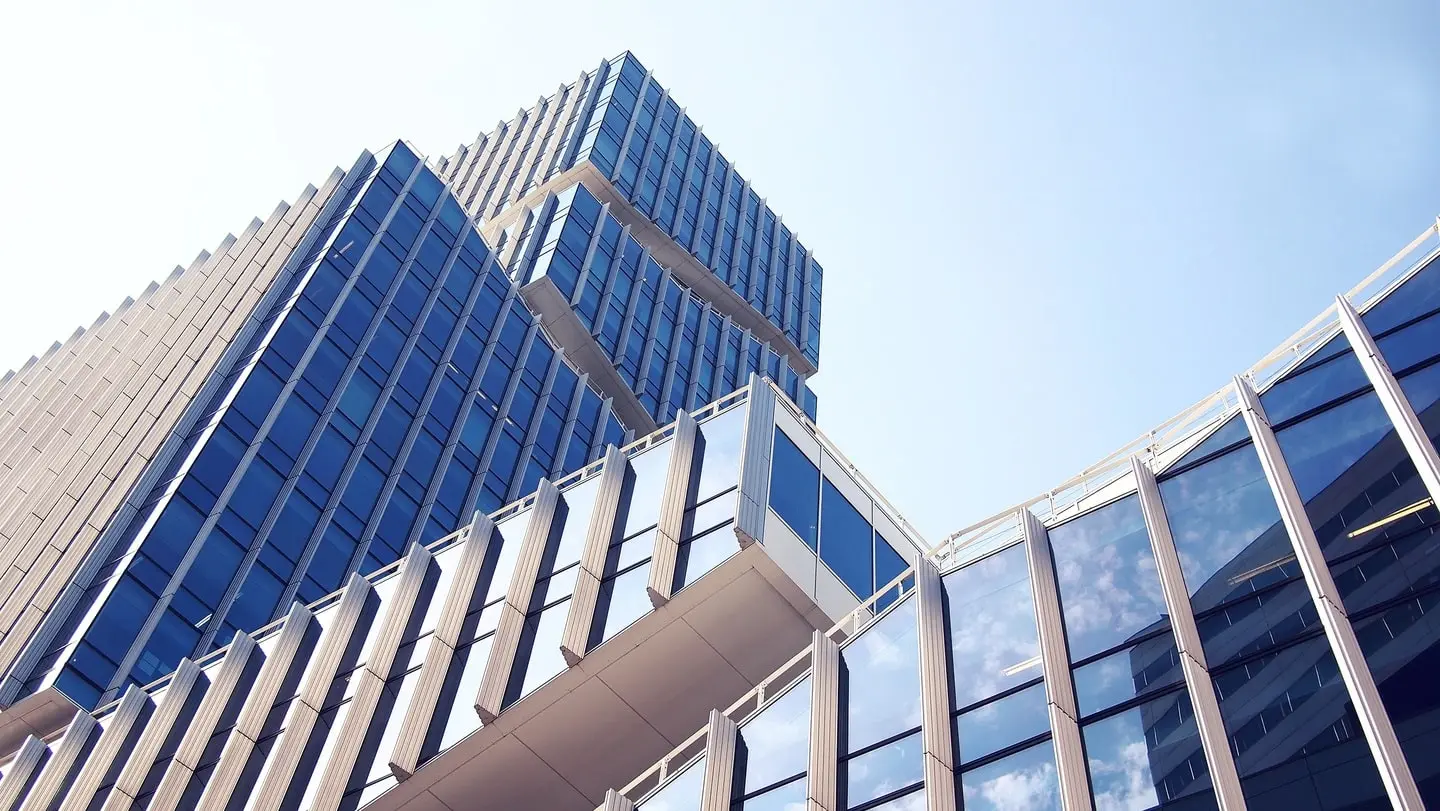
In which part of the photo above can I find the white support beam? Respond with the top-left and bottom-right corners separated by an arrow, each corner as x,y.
648,410 -> 698,607
808,632 -> 840,811
914,559 -> 957,811
1336,295 -> 1440,507
18,711 -> 97,811
698,709 -> 739,811
57,686 -> 151,811
1234,375 -> 1424,810
0,736 -> 48,811
735,376 -> 776,548
1131,457 -> 1247,811
390,513 -> 495,779
562,446 -> 628,665
1019,509 -> 1092,811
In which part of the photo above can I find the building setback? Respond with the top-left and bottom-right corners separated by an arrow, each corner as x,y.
0,50 -> 1439,811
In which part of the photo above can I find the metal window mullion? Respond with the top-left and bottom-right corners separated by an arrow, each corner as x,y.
658,293 -> 691,418
0,736 -> 47,810
523,79 -> 580,195
548,370 -> 591,479
193,602 -> 317,811
914,559 -> 957,811
146,633 -> 259,811
107,659 -> 204,802
1234,375 -> 1424,810
56,686 -> 152,811
632,89 -> 671,202
1019,508 -> 1092,811
684,304 -> 716,411
1131,458 -> 1247,811
698,709 -> 739,811
308,544 -> 434,810
610,72 -> 655,183
685,144 -> 721,256
506,348 -> 565,504
592,223 -> 633,344
649,107 -> 689,223
556,59 -> 612,173
561,446 -> 629,664
809,631 -> 840,811
389,513 -> 495,779
596,788 -> 636,811
647,411 -> 698,607
666,124 -> 704,240
475,479 -> 561,722
16,711 -> 97,811
567,201 -> 610,309
632,262 -> 672,396
734,375 -> 776,548
1337,295 -> 1440,508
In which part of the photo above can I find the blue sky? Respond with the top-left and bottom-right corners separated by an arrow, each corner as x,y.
1,0 -> 1436,540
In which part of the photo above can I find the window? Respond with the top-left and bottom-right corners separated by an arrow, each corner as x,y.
769,430 -> 818,549
943,544 -> 1041,707
820,480 -> 873,599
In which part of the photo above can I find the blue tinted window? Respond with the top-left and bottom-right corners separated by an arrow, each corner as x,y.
1168,414 -> 1249,472
1083,690 -> 1215,809
958,740 -> 1059,811
844,597 -> 920,752
820,480 -> 872,599
736,678 -> 811,795
841,730 -> 921,809
1071,635 -> 1183,717
1050,495 -> 1168,662
1353,596 -> 1440,807
1212,636 -> 1386,809
954,681 -> 1049,764
873,535 -> 907,610
1259,348 -> 1368,425
1376,310 -> 1440,373
1158,443 -> 1289,615
769,430 -> 818,549
943,544 -> 1041,707
638,756 -> 704,810
1364,257 -> 1440,334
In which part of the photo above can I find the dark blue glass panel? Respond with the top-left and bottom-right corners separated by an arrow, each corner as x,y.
1276,390 -> 1436,569
943,544 -> 1041,707
820,480 -> 873,599
769,430 -> 818,549
736,678 -> 811,796
958,740 -> 1059,811
954,681 -> 1049,764
1353,594 -> 1440,805
1168,415 -> 1250,472
1050,495 -> 1168,662
844,597 -> 920,752
1259,348 -> 1368,425
1158,444 -> 1289,615
1376,310 -> 1440,373
873,535 -> 907,609
841,730 -> 921,809
1082,690 -> 1216,810
1212,637 -> 1387,810
1363,256 -> 1440,335
1072,634 -> 1183,717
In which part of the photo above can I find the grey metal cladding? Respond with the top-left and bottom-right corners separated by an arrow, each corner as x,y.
56,686 -> 151,811
914,558 -> 957,811
1234,375 -> 1424,810
108,658 -> 204,801
561,447 -> 630,665
648,410 -> 697,606
734,376 -> 776,548
698,709 -> 738,811
17,711 -> 97,811
1019,508 -> 1092,811
808,631 -> 839,811
234,603 -> 318,740
0,736 -> 48,811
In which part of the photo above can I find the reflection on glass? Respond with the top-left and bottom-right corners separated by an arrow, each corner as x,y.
733,777 -> 806,810
943,544 -> 1041,706
1193,578 -> 1318,669
842,730 -> 922,809
737,678 -> 811,795
864,788 -> 926,810
593,562 -> 653,647
1212,636 -> 1387,808
1276,391 -> 1437,566
1363,257 -> 1440,334
624,441 -> 675,536
485,511 -> 532,603
959,739 -> 1059,811
844,597 -> 920,752
638,755 -> 704,811
1259,348 -> 1367,425
509,601 -> 569,703
1158,445 -> 1291,614
769,430 -> 818,549
431,635 -> 492,753
675,526 -> 736,591
821,479 -> 873,599
1082,691 -> 1214,810
551,476 -> 601,572
694,403 -> 747,503
1071,634 -> 1182,717
609,527 -> 656,575
955,681 -> 1049,764
684,492 -> 736,540
1170,415 -> 1250,471
1352,594 -> 1440,807
1050,495 -> 1168,662
1376,310 -> 1440,373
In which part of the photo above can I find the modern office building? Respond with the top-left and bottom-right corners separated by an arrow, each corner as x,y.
1,51 -> 1440,811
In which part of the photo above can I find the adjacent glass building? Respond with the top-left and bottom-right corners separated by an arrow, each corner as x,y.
2,50 -> 1440,811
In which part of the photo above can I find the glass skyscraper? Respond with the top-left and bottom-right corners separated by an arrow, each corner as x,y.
1,51 -> 1440,811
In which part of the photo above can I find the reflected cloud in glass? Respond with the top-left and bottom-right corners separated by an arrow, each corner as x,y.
844,597 -> 921,751
943,544 -> 1042,706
